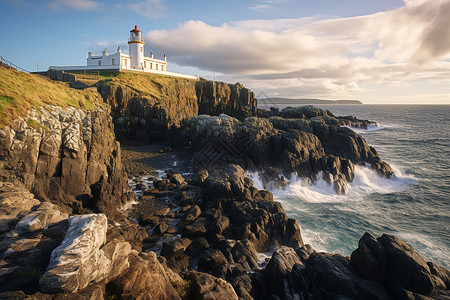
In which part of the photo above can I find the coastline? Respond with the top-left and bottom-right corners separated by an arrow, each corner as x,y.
0,67 -> 448,299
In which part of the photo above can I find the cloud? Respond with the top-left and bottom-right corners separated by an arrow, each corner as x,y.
145,0 -> 450,99
126,0 -> 167,19
48,0 -> 100,10
249,0 -> 287,12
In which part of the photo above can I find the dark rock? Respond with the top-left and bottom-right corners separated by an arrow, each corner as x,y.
295,244 -> 314,262
257,190 -> 273,201
153,221 -> 169,235
306,252 -> 392,300
170,173 -> 186,186
378,234 -> 436,296
182,218 -> 207,238
190,271 -> 238,300
184,205 -> 202,222
111,251 -> 181,299
185,237 -> 210,257
198,249 -> 228,276
264,246 -> 303,293
211,216 -> 230,235
160,238 -> 192,258
427,262 -> 450,289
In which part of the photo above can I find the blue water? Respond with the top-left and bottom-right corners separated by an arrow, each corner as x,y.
256,104 -> 450,268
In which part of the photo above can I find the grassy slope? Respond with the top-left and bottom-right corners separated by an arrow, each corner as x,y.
74,71 -> 197,100
0,67 -> 102,127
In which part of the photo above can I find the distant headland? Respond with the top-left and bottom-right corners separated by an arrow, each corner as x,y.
259,97 -> 363,105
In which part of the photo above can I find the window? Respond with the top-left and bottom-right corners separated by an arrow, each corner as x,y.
144,61 -> 146,68
112,59 -> 115,65
156,64 -> 158,70
98,61 -> 101,66
141,47 -> 143,53
124,59 -> 127,66
150,63 -> 152,69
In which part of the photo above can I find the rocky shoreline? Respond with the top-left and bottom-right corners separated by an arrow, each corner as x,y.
0,69 -> 449,299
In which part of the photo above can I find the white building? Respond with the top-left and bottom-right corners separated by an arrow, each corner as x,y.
49,25 -> 197,80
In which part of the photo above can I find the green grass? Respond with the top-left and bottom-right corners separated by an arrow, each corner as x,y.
0,66 -> 102,127
26,118 -> 49,133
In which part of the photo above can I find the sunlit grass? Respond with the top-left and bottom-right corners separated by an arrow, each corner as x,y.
0,67 -> 102,127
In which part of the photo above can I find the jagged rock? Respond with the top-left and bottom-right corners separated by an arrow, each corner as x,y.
15,202 -> 68,233
351,233 -> 441,297
306,252 -> 392,299
111,251 -> 181,299
182,218 -> 208,238
39,214 -> 131,293
198,249 -> 228,275
97,79 -> 256,142
295,244 -> 314,262
211,216 -> 230,235
160,238 -> 192,258
170,173 -> 186,186
0,183 -> 41,233
0,106 -> 132,219
378,234 -> 436,296
184,205 -> 202,222
231,240 -> 259,271
185,237 -> 210,257
264,246 -> 303,293
191,271 -> 238,300
183,110 -> 391,195
428,262 -> 450,289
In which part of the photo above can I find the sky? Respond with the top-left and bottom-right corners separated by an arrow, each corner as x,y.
1,0 -> 449,104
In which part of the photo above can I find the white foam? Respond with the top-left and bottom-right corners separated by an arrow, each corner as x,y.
396,232 -> 450,268
268,165 -> 418,204
246,171 -> 265,190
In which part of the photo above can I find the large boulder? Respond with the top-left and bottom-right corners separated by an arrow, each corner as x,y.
306,253 -> 392,299
39,214 -> 131,293
264,246 -> 303,293
351,232 -> 442,297
110,251 -> 181,300
191,271 -> 239,300
0,182 -> 41,233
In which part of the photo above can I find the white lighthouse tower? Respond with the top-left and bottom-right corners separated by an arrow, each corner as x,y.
128,25 -> 144,69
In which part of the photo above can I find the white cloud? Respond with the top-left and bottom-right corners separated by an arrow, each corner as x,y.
145,0 -> 450,101
249,0 -> 287,12
126,0 -> 167,19
48,0 -> 100,10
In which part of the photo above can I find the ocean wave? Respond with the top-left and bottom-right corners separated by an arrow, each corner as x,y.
344,124 -> 394,133
247,164 -> 418,204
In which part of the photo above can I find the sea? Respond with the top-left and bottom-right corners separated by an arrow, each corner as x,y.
252,104 -> 450,268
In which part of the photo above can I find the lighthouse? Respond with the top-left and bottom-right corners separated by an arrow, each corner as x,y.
128,25 -> 144,69
50,26 -> 198,79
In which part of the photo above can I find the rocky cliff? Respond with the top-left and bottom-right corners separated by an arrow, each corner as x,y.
0,105 -> 132,218
180,107 -> 393,194
96,76 -> 257,142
